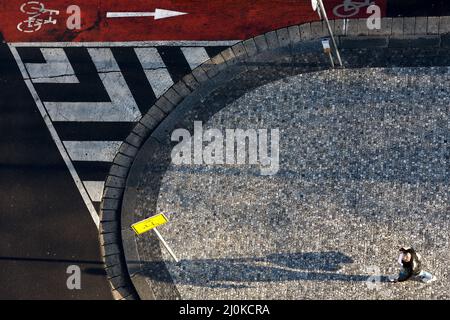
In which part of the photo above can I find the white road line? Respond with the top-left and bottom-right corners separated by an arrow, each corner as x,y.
134,47 -> 166,69
8,44 -> 100,228
9,40 -> 240,47
63,141 -> 122,162
45,102 -> 139,122
25,48 -> 79,83
135,47 -> 173,97
44,48 -> 141,122
143,69 -> 174,97
83,181 -> 105,202
181,47 -> 211,70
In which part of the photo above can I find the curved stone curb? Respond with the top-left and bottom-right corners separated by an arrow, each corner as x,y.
99,16 -> 450,300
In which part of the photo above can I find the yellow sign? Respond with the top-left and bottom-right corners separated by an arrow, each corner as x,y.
131,213 -> 169,235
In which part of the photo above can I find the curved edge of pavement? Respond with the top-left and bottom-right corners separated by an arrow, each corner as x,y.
98,16 -> 450,300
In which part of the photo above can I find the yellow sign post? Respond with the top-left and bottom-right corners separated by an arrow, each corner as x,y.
131,213 -> 169,235
131,213 -> 179,263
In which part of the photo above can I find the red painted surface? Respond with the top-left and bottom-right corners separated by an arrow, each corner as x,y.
0,0 -> 387,42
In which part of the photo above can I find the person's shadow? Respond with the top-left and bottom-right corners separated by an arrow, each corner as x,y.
141,251 -> 391,289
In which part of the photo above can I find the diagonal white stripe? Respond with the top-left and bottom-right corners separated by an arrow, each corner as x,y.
181,47 -> 210,70
84,181 -> 105,202
64,141 -> 122,162
43,48 -> 142,122
135,47 -> 174,98
25,48 -> 79,84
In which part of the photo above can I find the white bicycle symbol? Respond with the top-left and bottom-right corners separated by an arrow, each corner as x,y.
333,0 -> 375,18
17,1 -> 60,33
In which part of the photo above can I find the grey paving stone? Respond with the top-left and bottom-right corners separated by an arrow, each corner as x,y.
332,19 -> 344,36
100,221 -> 119,234
191,66 -> 209,83
440,16 -> 450,33
346,18 -> 359,36
106,264 -> 124,279
101,232 -> 119,246
243,38 -> 258,57
357,18 -> 369,36
210,53 -> 228,71
403,17 -> 415,35
415,17 -> 427,34
265,31 -> 280,49
103,244 -> 121,257
113,153 -> 133,168
109,275 -> 127,289
220,47 -> 237,65
155,96 -> 176,114
299,23 -> 312,39
427,17 -> 440,34
125,132 -> 144,148
140,114 -> 159,131
172,81 -> 191,99
119,143 -> 138,158
104,254 -> 122,268
105,176 -> 126,189
276,28 -> 290,48
109,164 -> 130,178
392,18 -> 404,36
101,209 -> 118,222
146,106 -> 166,122
369,17 -> 392,36
200,61 -> 220,79
310,21 -> 325,38
253,35 -> 269,53
164,87 -> 182,105
288,25 -> 301,44
182,73 -> 200,91
103,187 -> 123,200
133,123 -> 151,138
231,42 -> 248,61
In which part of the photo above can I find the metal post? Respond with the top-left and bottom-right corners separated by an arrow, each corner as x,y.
317,0 -> 343,67
153,228 -> 179,263
328,52 -> 335,68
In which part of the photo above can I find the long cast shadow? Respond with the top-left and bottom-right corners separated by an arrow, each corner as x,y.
141,251 -> 390,288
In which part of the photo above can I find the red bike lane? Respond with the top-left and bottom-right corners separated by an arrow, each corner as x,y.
0,0 -> 387,42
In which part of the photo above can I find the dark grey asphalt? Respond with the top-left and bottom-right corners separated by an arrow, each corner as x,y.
0,35 -> 112,300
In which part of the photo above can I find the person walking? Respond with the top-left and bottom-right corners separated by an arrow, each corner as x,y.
391,247 -> 436,283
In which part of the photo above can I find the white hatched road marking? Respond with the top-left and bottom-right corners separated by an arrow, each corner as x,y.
42,48 -> 142,122
8,44 -> 100,228
135,47 -> 174,97
181,47 -> 211,70
9,41 -> 236,228
84,181 -> 105,202
64,141 -> 122,162
25,48 -> 79,83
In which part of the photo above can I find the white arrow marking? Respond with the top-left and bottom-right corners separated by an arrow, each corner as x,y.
106,8 -> 188,20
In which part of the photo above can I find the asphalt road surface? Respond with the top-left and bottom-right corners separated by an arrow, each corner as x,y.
0,36 -> 112,300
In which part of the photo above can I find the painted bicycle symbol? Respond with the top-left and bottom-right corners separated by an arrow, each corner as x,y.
333,0 -> 375,18
17,1 -> 60,33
